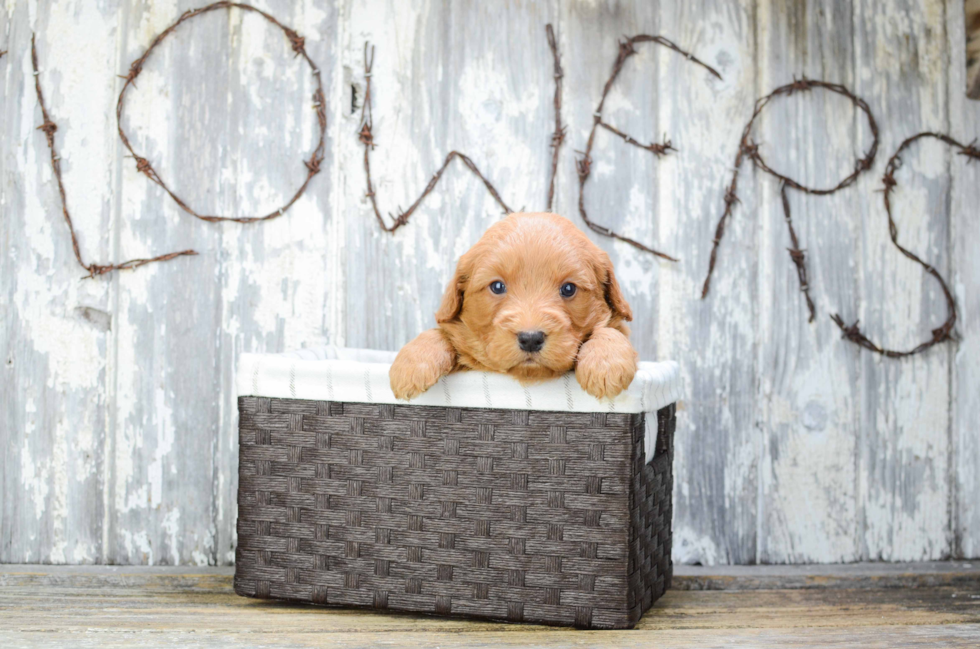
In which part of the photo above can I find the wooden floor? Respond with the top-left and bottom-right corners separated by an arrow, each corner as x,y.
1,562 -> 979,648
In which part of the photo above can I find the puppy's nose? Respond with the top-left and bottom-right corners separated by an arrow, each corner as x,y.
517,330 -> 546,353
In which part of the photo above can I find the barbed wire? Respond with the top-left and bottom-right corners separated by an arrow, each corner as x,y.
32,35 -> 197,279
831,133 -> 980,357
32,1 -> 326,278
26,5 -> 977,358
576,35 -> 722,262
694,75 -> 977,357
700,77 -> 880,301
545,24 -> 565,212
357,43 -> 512,233
779,183 -> 816,322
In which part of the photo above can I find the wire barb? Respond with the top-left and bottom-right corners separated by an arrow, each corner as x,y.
31,2 -> 328,279
358,42 -> 512,234
699,80 -> 971,358
545,23 -> 564,212
114,1 -> 327,226
701,78 -> 879,301
780,183 -> 816,322
578,34 -> 721,262
34,32 -> 199,279
828,132 -> 971,357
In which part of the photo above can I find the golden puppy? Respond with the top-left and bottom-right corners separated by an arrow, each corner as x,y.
389,212 -> 637,400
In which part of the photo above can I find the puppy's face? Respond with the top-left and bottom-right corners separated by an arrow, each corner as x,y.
435,212 -> 632,382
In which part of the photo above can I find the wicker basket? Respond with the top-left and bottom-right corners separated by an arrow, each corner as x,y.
234,347 -> 681,629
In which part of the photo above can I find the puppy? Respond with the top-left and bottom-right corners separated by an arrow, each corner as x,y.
389,212 -> 637,400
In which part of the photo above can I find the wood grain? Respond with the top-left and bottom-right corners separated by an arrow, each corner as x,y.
653,0 -> 761,565
339,0 -> 557,354
109,0 -> 229,567
853,0 -> 952,561
754,0 -> 864,563
1,0 -> 117,564
949,0 -> 980,558
1,565 -> 978,648
1,0 -> 979,566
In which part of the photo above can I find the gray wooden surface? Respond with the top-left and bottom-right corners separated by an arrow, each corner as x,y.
1,0 -> 978,566
1,563 -> 979,647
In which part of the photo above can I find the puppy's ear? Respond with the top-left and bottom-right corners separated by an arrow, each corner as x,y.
598,251 -> 633,322
435,255 -> 471,323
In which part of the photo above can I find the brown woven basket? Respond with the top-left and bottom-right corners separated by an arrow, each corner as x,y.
234,397 -> 675,629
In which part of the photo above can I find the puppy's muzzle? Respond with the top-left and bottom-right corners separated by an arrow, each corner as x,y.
517,330 -> 546,353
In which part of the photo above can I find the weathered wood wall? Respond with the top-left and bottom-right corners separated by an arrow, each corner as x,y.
1,0 -> 977,565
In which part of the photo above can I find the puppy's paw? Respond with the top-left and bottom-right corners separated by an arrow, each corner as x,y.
389,329 -> 456,400
390,359 -> 445,400
575,328 -> 638,399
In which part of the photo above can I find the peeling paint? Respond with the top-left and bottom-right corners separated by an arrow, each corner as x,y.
2,0 -> 976,567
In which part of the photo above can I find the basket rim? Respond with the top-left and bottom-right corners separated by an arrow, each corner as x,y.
237,345 -> 683,415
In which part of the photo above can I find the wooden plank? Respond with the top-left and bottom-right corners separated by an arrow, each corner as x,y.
0,0 -> 118,564
3,626 -> 978,649
852,0 -> 953,561
674,559 -> 980,589
107,1 -> 231,565
640,588 -> 980,631
2,626 -> 978,649
209,0 -> 341,567
338,0 -> 558,354
654,0 -> 760,564
0,565 -> 978,648
752,0 -> 863,562
5,560 -> 979,591
949,0 -> 980,558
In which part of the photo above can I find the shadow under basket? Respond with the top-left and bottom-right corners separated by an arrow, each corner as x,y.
234,346 -> 680,629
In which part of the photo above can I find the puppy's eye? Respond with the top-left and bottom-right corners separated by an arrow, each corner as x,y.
560,282 -> 577,298
489,280 -> 507,295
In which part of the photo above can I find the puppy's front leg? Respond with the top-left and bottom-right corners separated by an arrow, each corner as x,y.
389,328 -> 456,400
575,326 -> 638,399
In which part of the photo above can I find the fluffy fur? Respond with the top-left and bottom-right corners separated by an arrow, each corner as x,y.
389,212 -> 638,400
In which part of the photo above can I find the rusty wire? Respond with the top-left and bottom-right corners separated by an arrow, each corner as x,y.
545,24 -> 565,211
358,43 -> 511,233
576,35 -> 722,262
700,77 -> 880,301
32,35 -> 196,278
28,8 -> 976,359
698,77 -> 979,357
116,2 -> 326,224
831,132 -> 980,357
779,183 -> 816,322
32,1 -> 326,278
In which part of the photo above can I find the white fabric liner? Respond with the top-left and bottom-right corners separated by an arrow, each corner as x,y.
238,346 -> 683,463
